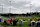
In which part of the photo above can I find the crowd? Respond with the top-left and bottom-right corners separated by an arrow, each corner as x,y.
30,19 -> 40,27
0,17 -> 40,27
0,17 -> 23,26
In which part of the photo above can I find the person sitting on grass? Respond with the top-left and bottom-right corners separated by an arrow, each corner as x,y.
31,19 -> 35,27
2,19 -> 4,22
0,17 -> 1,22
28,19 -> 30,21
0,18 -> 1,22
13,18 -> 18,26
3,20 -> 7,25
36,20 -> 40,27
10,18 -> 13,25
18,19 -> 23,26
7,20 -> 11,25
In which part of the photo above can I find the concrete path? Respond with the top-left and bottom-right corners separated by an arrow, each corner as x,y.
0,25 -> 4,27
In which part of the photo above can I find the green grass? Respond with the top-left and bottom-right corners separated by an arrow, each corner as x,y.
0,16 -> 40,27
0,21 -> 31,27
0,16 -> 31,27
1,16 -> 10,20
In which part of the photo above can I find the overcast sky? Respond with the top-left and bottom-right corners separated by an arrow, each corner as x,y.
0,0 -> 40,14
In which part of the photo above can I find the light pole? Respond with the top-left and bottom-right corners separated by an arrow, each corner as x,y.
0,5 -> 3,17
9,0 -> 11,18
0,5 -> 1,17
9,0 -> 11,13
1,5 -> 3,14
30,4 -> 32,19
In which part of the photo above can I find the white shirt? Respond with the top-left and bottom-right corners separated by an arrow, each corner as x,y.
31,21 -> 35,23
31,21 -> 35,25
36,21 -> 40,23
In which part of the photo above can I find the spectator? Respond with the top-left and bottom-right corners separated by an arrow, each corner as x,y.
0,18 -> 1,22
13,20 -> 18,26
3,20 -> 7,25
36,20 -> 40,27
31,19 -> 35,27
10,18 -> 13,25
10,18 -> 12,21
18,19 -> 23,26
2,19 -> 4,22
7,20 -> 11,25
28,19 -> 30,21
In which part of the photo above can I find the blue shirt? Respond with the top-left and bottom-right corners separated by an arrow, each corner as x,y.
18,21 -> 23,24
0,19 -> 1,21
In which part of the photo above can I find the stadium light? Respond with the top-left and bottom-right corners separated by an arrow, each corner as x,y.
0,5 -> 3,14
0,5 -> 1,16
9,0 -> 11,13
30,4 -> 32,19
0,5 -> 3,17
9,0 -> 11,18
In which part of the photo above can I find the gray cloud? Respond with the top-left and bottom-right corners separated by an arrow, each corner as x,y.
0,0 -> 40,14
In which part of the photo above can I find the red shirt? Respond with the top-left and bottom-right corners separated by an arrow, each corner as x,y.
11,19 -> 12,21
7,20 -> 11,24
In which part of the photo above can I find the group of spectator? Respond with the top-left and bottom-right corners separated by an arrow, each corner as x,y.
30,19 -> 40,27
0,17 -> 40,27
0,17 -> 23,26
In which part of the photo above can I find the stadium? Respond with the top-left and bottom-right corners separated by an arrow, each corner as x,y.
0,0 -> 40,27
